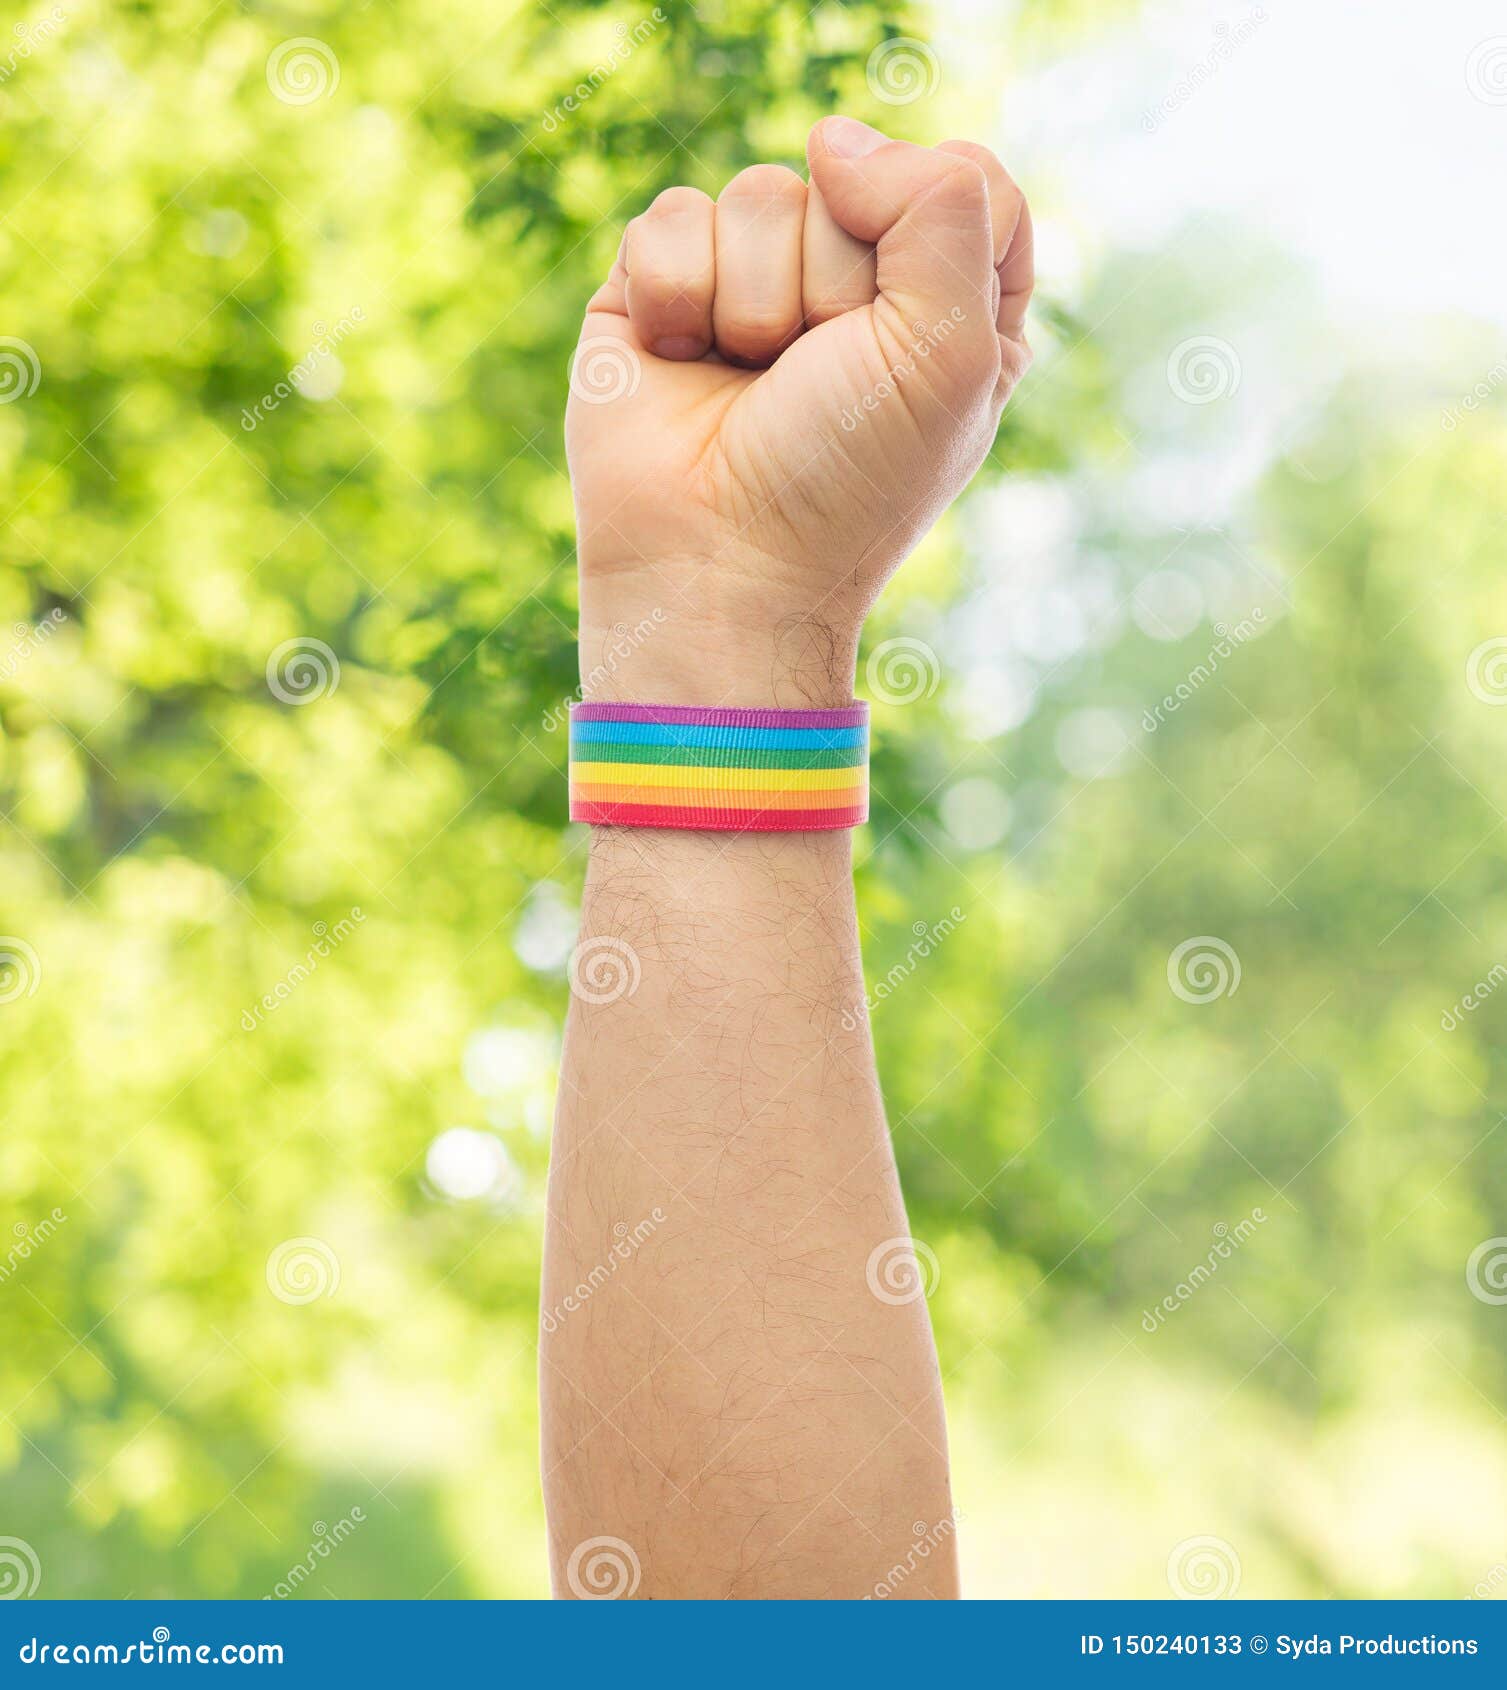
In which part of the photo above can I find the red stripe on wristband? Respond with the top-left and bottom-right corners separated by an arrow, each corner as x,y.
571,800 -> 869,832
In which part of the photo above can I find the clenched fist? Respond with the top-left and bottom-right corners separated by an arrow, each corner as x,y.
566,115 -> 1033,707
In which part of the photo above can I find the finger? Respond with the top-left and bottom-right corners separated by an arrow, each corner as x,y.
572,230 -> 645,404
624,186 -> 716,360
806,117 -> 996,358
933,140 -> 1023,268
802,180 -> 878,328
712,164 -> 807,367
935,140 -> 1033,340
583,230 -> 630,322
996,193 -> 1034,344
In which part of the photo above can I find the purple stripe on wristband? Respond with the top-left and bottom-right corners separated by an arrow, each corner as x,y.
573,701 -> 869,730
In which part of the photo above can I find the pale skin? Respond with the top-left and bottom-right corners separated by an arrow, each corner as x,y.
541,115 -> 1034,1599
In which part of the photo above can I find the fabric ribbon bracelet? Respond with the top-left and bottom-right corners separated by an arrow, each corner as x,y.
568,701 -> 870,832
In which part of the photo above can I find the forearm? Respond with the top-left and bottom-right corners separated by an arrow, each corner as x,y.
541,825 -> 957,1599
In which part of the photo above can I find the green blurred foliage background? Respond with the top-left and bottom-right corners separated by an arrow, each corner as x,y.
2,0 -> 1504,1599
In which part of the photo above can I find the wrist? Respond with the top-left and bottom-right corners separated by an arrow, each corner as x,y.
577,556 -> 862,707
578,614 -> 858,709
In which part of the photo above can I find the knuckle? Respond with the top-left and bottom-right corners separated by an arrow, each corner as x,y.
929,156 -> 990,213
647,184 -> 713,220
720,163 -> 806,207
939,139 -> 1000,174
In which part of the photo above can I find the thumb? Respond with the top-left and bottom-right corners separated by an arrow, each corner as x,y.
806,117 -> 996,345
569,232 -> 653,409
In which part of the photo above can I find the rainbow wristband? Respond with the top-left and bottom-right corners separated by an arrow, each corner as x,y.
568,701 -> 869,832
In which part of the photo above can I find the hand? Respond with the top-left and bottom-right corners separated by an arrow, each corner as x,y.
566,115 -> 1034,707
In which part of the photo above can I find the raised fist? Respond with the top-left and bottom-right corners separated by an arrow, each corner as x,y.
566,115 -> 1033,706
